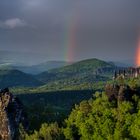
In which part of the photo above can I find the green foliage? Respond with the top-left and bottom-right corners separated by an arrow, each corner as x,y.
19,123 -> 27,140
11,81 -> 106,94
114,76 -> 140,89
63,92 -> 140,140
130,110 -> 140,139
128,77 -> 140,89
25,123 -> 64,140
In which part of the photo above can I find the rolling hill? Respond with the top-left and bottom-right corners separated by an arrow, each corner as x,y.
36,58 -> 116,83
0,69 -> 43,88
11,58 -> 122,93
0,58 -> 120,92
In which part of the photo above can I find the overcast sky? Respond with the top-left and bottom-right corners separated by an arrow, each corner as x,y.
0,0 -> 140,63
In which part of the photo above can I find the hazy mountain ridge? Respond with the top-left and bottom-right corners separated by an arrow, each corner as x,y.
0,69 -> 43,88
14,61 -> 72,74
0,58 -> 124,90
0,61 -> 72,74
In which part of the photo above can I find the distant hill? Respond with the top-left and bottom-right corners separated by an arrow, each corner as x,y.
0,58 -> 121,91
14,61 -> 72,74
109,61 -> 132,67
0,61 -> 72,74
111,59 -> 135,67
11,58 -> 123,93
0,69 -> 43,88
36,58 -> 116,83
0,63 -> 13,70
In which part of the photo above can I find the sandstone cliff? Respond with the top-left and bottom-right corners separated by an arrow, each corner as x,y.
0,88 -> 28,140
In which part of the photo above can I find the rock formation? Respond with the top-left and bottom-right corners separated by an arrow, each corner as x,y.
0,88 -> 28,140
113,67 -> 140,79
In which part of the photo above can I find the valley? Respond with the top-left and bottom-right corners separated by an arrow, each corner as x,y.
0,57 -> 139,140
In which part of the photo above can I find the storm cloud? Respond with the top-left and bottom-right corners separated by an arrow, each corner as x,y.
0,0 -> 140,64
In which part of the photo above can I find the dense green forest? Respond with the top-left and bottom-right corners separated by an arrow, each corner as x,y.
18,77 -> 140,140
17,90 -> 94,130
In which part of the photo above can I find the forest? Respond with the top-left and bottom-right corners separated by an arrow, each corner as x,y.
18,76 -> 140,140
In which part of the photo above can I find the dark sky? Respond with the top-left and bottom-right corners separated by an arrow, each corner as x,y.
0,0 -> 140,63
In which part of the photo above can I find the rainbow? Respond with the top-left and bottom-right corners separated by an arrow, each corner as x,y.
136,35 -> 140,67
63,5 -> 79,62
64,18 -> 77,62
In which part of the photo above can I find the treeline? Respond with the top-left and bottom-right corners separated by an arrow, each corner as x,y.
22,79 -> 140,140
11,81 -> 106,94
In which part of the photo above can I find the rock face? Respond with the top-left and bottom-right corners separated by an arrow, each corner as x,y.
0,88 -> 28,140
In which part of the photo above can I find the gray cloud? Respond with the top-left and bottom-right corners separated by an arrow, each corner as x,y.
0,18 -> 27,29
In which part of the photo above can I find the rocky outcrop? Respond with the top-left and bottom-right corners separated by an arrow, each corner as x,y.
105,84 -> 138,103
0,88 -> 28,140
